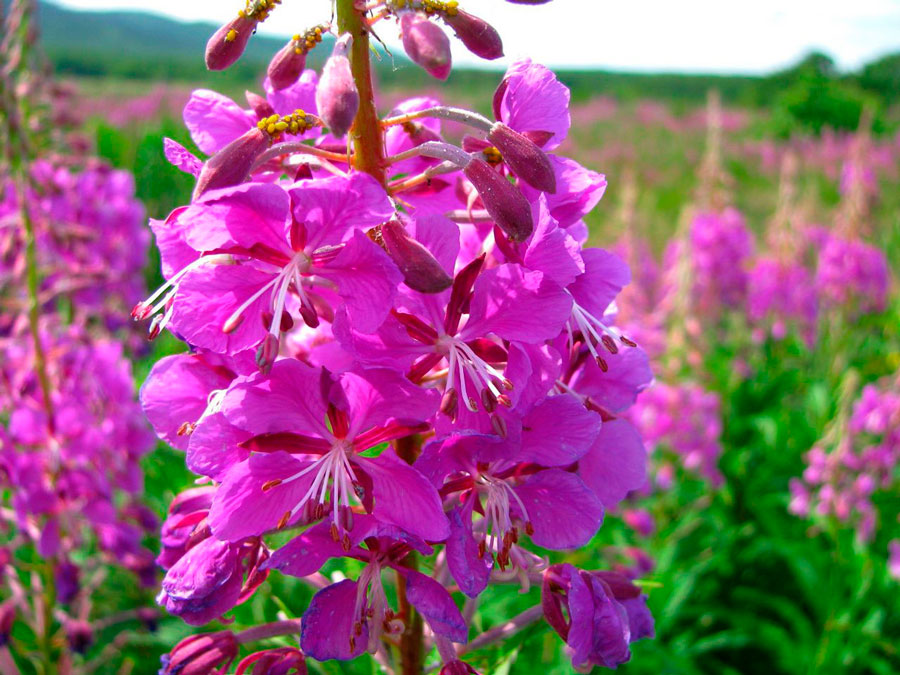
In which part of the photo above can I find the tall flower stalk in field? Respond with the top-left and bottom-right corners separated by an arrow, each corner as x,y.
0,0 -> 159,670
141,0 -> 656,672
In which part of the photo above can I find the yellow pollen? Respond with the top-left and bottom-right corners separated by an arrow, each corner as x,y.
225,29 -> 238,42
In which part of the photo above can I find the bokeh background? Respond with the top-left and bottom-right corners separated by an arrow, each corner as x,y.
10,0 -> 900,672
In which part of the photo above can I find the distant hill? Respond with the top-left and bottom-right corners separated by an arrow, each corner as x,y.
12,1 -> 900,114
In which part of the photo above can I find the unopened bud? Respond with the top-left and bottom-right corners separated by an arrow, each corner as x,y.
487,122 -> 556,193
0,602 -> 15,647
380,220 -> 453,293
160,631 -> 239,675
401,13 -> 452,80
315,35 -> 359,138
268,40 -> 308,91
205,15 -> 257,71
66,619 -> 94,654
193,127 -> 270,199
463,159 -> 533,241
443,9 -> 503,60
245,90 -> 275,119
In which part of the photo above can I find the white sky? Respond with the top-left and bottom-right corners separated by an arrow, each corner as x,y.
54,0 -> 900,73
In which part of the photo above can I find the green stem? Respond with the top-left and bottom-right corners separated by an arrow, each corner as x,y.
335,0 -> 386,185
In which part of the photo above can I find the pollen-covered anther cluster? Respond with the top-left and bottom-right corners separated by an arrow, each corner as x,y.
292,24 -> 328,54
387,0 -> 460,18
256,109 -> 320,138
239,0 -> 282,22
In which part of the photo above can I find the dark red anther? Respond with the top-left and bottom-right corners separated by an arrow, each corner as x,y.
299,301 -> 319,329
481,388 -> 497,412
147,314 -> 164,341
601,334 -> 619,354
595,355 -> 608,372
620,335 -> 637,348
326,403 -> 350,439
491,413 -> 507,438
440,388 -> 459,421
444,254 -> 485,334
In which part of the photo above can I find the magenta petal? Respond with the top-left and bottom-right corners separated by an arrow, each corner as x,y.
159,537 -> 241,626
355,449 -> 450,541
445,502 -> 491,598
499,59 -> 570,151
570,346 -> 653,413
316,230 -> 402,333
523,197 -> 584,286
407,213 -> 462,276
301,579 -> 368,661
288,173 -> 394,250
522,156 -> 607,229
208,452 -> 315,541
183,89 -> 255,155
186,413 -> 251,481
577,419 -> 646,510
265,69 -> 319,118
514,469 -> 603,549
140,354 -> 232,451
149,207 -> 197,279
568,248 -> 631,319
163,138 -> 203,176
265,522 -> 356,578
401,568 -> 468,643
340,368 -> 439,440
222,359 -> 330,438
518,395 -> 601,466
182,182 -> 291,256
463,263 -> 571,343
171,264 -> 274,354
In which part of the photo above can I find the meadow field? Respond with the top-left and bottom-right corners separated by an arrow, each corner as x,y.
54,75 -> 898,674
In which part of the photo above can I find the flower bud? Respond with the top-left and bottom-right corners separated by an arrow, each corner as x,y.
463,159 -> 533,241
0,602 -> 15,647
315,35 -> 359,138
158,487 -> 215,570
205,15 -> 258,71
157,538 -> 244,626
379,220 -> 453,293
268,40 -> 308,91
193,127 -> 270,200
65,619 -> 94,655
55,559 -> 81,604
401,13 -> 452,80
246,90 -> 275,119
443,9 -> 503,60
235,647 -> 307,675
487,122 -> 556,193
160,631 -> 239,675
440,660 -> 480,675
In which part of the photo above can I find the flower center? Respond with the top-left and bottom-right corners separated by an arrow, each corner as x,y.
567,298 -> 636,372
437,335 -> 512,419
477,475 -> 533,570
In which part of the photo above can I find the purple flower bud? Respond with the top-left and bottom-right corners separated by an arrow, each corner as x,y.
193,127 -> 270,200
0,602 -> 15,647
487,122 -> 556,193
205,15 -> 258,71
401,13 -> 452,80
160,631 -> 239,675
379,220 -> 453,293
268,40 -> 308,91
440,660 -> 480,675
157,538 -> 244,626
65,619 -> 94,655
443,9 -> 503,60
245,90 -> 275,119
55,559 -> 81,604
315,35 -> 359,138
463,158 -> 533,241
235,647 -> 307,675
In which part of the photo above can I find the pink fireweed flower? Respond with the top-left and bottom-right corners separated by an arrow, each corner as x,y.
542,563 -> 654,670
207,360 -> 446,543
266,516 -> 466,660
135,175 -> 399,370
336,215 -> 571,427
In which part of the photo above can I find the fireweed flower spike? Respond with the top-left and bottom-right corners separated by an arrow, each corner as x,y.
143,0 -> 656,669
